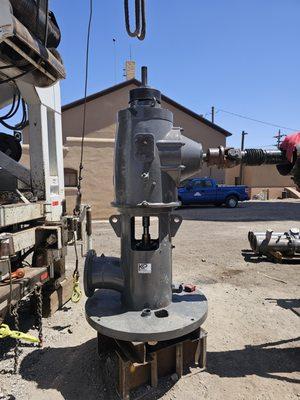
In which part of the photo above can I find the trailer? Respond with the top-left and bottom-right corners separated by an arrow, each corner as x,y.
0,0 -> 90,332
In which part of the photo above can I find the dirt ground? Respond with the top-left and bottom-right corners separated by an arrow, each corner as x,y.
0,200 -> 299,400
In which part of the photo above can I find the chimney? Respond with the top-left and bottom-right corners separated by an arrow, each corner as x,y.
124,60 -> 136,80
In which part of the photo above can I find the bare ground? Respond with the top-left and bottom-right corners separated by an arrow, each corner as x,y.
0,200 -> 299,400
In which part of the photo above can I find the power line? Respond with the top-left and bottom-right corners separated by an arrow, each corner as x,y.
203,109 -> 220,119
216,108 -> 299,132
74,0 -> 93,215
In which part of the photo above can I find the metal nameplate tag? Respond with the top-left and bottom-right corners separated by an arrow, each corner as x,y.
138,263 -> 151,274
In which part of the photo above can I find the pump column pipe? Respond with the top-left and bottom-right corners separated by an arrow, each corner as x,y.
248,229 -> 300,256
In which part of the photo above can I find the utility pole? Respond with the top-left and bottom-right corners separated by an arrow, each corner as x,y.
209,106 -> 215,177
239,131 -> 248,185
273,129 -> 286,148
113,38 -> 117,83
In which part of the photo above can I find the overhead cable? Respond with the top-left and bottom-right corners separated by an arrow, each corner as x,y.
217,108 -> 299,132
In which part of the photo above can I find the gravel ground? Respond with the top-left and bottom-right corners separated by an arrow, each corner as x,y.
0,200 -> 299,400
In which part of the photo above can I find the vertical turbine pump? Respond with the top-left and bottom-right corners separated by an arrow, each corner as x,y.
84,67 -> 208,342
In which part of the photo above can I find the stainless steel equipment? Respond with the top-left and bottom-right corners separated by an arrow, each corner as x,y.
248,228 -> 300,260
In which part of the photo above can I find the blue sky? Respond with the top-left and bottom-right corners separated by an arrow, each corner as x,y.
15,1 -> 300,148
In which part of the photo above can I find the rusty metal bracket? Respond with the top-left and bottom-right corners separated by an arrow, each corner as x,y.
170,214 -> 183,237
109,215 -> 122,237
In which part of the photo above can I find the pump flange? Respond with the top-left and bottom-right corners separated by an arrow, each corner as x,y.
85,288 -> 207,342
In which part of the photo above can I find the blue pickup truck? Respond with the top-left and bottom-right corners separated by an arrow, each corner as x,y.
178,177 -> 249,208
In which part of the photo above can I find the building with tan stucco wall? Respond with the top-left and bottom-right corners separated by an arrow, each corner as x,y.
225,164 -> 297,199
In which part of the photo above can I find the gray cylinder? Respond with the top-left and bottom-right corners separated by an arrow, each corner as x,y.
248,229 -> 300,256
114,106 -> 175,207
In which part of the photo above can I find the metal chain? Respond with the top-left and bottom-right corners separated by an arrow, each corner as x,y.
34,285 -> 43,347
7,260 -> 13,316
11,303 -> 20,374
1,288 -> 42,375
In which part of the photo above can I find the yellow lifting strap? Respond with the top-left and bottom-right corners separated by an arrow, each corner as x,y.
0,324 -> 39,343
71,272 -> 82,303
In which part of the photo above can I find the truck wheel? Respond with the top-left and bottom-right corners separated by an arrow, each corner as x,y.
225,195 -> 238,208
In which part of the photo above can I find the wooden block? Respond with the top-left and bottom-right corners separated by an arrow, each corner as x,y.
150,352 -> 158,388
42,276 -> 73,317
176,343 -> 183,378
114,328 -> 208,399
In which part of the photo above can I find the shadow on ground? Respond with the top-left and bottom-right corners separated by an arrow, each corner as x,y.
177,201 -> 300,222
19,338 -> 172,400
206,337 -> 300,384
241,250 -> 300,264
265,298 -> 300,317
19,339 -> 117,400
18,336 -> 300,399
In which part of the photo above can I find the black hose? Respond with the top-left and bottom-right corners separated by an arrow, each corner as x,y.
0,93 -> 28,131
242,149 -> 286,165
124,0 -> 141,37
138,0 -> 146,41
124,0 -> 146,40
0,95 -> 18,120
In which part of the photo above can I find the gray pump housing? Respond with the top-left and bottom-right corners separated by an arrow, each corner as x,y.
113,87 -> 203,209
85,69 -> 208,341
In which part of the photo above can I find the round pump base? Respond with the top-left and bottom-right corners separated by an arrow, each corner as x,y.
85,289 -> 208,342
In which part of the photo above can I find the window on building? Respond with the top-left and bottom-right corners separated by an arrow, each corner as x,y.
64,168 -> 78,188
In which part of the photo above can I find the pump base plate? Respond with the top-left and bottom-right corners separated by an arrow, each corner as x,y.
85,289 -> 208,342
